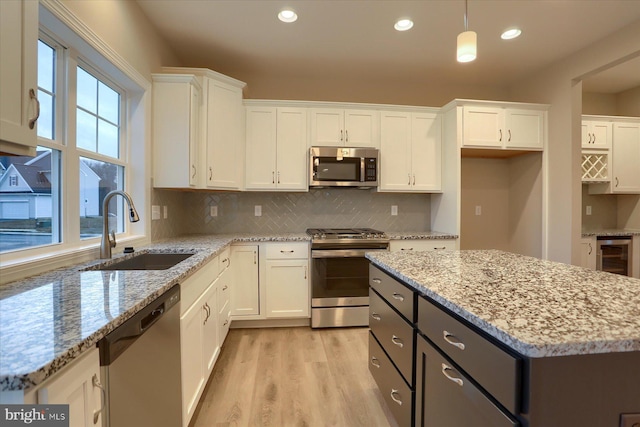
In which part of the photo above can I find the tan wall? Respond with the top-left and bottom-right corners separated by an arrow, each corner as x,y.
617,86 -> 640,117
508,153 -> 543,257
509,19 -> 640,264
618,195 -> 640,229
59,0 -> 179,79
582,185 -> 618,230
582,92 -> 618,116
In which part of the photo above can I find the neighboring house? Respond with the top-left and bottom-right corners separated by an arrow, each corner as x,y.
0,152 -> 101,220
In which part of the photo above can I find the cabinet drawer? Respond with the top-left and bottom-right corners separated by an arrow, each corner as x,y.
219,247 -> 231,270
389,239 -> 457,252
418,296 -> 520,414
369,332 -> 413,427
370,289 -> 415,386
416,334 -> 519,427
180,256 -> 218,314
369,265 -> 415,322
265,242 -> 308,259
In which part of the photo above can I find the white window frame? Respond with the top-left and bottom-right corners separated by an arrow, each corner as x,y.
0,2 -> 151,283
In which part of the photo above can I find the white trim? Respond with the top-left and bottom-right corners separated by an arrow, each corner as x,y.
243,98 -> 442,113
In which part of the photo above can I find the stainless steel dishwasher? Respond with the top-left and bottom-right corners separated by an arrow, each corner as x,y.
99,285 -> 181,427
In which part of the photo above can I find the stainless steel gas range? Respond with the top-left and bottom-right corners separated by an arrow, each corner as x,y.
307,228 -> 389,328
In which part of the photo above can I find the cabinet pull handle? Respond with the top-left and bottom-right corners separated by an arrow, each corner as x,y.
92,374 -> 106,424
192,164 -> 196,179
391,335 -> 404,348
277,171 -> 280,184
390,389 -> 403,406
371,313 -> 381,321
280,250 -> 295,254
304,266 -> 307,279
593,133 -> 596,144
222,285 -> 228,291
253,251 -> 257,264
209,167 -> 213,180
222,257 -> 230,268
272,171 -> 275,184
28,88 -> 40,129
370,356 -> 381,368
371,278 -> 382,284
408,173 -> 411,185
589,133 -> 593,144
499,129 -> 502,142
412,174 -> 416,186
508,129 -> 512,142
443,330 -> 465,350
345,129 -> 349,142
392,292 -> 405,302
204,303 -> 210,323
441,363 -> 464,386
615,177 -> 619,187
588,243 -> 592,255
433,246 -> 447,250
340,129 -> 344,142
400,247 -> 414,251
223,319 -> 229,326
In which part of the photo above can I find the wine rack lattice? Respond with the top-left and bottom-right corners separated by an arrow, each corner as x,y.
582,152 -> 609,182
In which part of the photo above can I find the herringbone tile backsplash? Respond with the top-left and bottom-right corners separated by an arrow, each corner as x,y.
152,188 -> 431,239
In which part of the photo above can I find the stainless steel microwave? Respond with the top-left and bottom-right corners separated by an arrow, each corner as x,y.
309,146 -> 378,188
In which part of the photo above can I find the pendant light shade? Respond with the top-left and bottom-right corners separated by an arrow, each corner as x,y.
457,0 -> 477,63
457,30 -> 477,62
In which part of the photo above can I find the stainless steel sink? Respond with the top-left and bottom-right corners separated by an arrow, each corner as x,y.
91,252 -> 194,271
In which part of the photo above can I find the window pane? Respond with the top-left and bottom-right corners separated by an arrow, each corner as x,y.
77,67 -> 97,113
98,82 -> 119,124
76,109 -> 97,152
0,148 -> 61,253
79,158 -> 124,239
98,119 -> 119,158
37,90 -> 54,140
37,40 -> 54,92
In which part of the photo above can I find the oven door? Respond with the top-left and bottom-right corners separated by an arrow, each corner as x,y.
311,248 -> 385,307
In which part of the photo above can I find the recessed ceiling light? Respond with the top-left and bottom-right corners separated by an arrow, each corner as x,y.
394,19 -> 414,32
278,9 -> 297,23
501,27 -> 522,40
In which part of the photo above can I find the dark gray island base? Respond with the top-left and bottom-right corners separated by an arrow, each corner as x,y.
366,250 -> 640,427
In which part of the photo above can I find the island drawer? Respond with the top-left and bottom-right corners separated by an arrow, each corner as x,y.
266,242 -> 308,259
369,331 -> 413,427
370,289 -> 415,386
418,296 -> 521,414
369,265 -> 416,322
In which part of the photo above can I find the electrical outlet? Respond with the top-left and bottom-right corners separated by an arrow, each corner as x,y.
210,206 -> 218,217
475,205 -> 482,216
254,205 -> 262,216
163,206 -> 168,219
586,205 -> 592,216
391,205 -> 398,216
151,205 -> 161,220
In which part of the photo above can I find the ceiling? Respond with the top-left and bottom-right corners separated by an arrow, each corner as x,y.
136,0 -> 640,93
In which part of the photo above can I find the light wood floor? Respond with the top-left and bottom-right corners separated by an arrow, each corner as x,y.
191,327 -> 399,427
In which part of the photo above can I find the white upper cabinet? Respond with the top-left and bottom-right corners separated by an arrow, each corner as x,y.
245,105 -> 308,191
153,74 -> 202,188
462,104 -> 545,150
310,108 -> 379,147
379,111 -> 441,192
0,0 -> 39,156
611,121 -> 640,193
582,119 -> 612,149
205,78 -> 245,190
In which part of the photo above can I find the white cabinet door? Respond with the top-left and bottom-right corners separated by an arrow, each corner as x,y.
612,122 -> 640,193
153,75 -> 201,188
411,113 -> 442,191
180,293 -> 206,427
276,107 -> 308,190
580,237 -> 596,270
231,245 -> 260,316
202,283 -> 219,376
379,111 -> 412,191
344,109 -> 378,147
310,108 -> 344,146
265,259 -> 309,318
206,78 -> 243,189
0,0 -> 38,156
582,120 -> 612,149
505,109 -> 544,150
462,106 -> 504,148
217,268 -> 232,344
245,106 -> 277,189
37,348 -> 102,427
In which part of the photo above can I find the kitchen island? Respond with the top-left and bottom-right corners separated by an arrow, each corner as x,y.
366,250 -> 640,427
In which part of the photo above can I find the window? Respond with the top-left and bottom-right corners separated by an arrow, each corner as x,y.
0,21 -> 136,256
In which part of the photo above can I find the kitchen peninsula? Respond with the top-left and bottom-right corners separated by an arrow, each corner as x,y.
366,250 -> 640,427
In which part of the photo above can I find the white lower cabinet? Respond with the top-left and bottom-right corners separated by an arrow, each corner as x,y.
231,244 -> 260,316
580,237 -> 597,270
389,239 -> 458,252
265,259 -> 309,318
217,267 -> 232,343
36,348 -> 103,427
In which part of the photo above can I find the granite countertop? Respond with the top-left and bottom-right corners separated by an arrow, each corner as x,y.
367,250 -> 640,358
0,233 -> 309,392
386,231 -> 458,240
581,229 -> 640,237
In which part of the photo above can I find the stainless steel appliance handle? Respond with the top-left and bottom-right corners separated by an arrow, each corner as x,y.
312,248 -> 388,258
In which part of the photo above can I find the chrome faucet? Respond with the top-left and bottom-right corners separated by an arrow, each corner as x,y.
100,190 -> 140,259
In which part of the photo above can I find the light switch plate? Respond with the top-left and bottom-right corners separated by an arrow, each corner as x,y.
151,205 -> 161,220
586,205 -> 592,215
210,206 -> 218,217
254,205 -> 262,216
391,205 -> 398,216
163,206 -> 168,219
475,205 -> 482,216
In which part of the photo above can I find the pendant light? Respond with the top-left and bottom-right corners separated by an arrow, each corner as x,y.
457,0 -> 477,63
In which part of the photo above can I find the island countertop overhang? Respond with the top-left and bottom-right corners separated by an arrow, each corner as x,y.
366,249 -> 640,358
